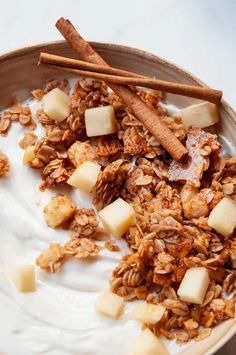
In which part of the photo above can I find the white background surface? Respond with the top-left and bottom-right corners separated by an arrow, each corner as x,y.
0,0 -> 235,354
0,0 -> 236,109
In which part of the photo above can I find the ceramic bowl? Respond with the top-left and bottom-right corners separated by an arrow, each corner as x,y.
0,41 -> 235,355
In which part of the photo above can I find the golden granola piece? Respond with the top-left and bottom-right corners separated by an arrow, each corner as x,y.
36,243 -> 64,273
31,89 -> 44,100
69,208 -> 98,237
30,157 -> 45,169
42,159 -> 69,188
95,159 -> 131,205
0,114 -> 11,134
168,128 -> 221,187
36,145 -> 57,164
137,89 -> 164,110
104,240 -> 120,252
44,79 -> 70,95
230,237 -> 236,269
43,195 -> 76,228
0,152 -> 9,176
36,108 -> 55,126
162,115 -> 186,141
91,136 -> 123,157
123,127 -> 149,156
183,192 -> 209,219
68,141 -> 97,167
18,131 -> 37,149
64,237 -> 101,258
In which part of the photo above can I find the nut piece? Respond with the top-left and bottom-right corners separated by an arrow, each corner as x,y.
208,197 -> 236,237
98,198 -> 136,238
131,303 -> 165,324
177,267 -> 210,305
95,290 -> 125,319
9,265 -> 36,292
67,161 -> 101,193
85,105 -> 117,137
128,328 -> 169,355
23,146 -> 35,165
181,102 -> 219,129
42,88 -> 70,122
43,195 -> 76,228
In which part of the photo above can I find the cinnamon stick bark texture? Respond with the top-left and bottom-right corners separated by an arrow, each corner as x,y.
39,52 -> 222,104
56,17 -> 187,161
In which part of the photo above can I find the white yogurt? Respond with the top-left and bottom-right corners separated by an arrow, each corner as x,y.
0,94 -> 234,355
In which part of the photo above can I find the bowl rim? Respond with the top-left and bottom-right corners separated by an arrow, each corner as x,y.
0,39 -> 235,117
0,39 -> 235,355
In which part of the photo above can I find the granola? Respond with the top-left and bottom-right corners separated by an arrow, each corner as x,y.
5,77 -> 235,346
36,243 -> 64,273
95,159 -> 131,206
69,208 -> 99,237
0,152 -> 9,176
64,237 -> 101,258
18,131 -> 37,149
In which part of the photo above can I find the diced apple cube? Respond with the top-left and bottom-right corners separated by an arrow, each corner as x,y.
98,198 -> 136,238
95,290 -> 124,319
23,146 -> 35,165
128,329 -> 169,355
43,195 -> 76,228
67,161 -> 101,193
208,197 -> 236,237
181,102 -> 219,129
85,105 -> 117,137
177,267 -> 210,305
42,88 -> 70,122
10,265 -> 36,292
131,303 -> 165,324
180,184 -> 198,204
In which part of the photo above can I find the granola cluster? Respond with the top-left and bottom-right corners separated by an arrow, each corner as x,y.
0,102 -> 35,135
4,78 -> 236,345
0,151 -> 9,176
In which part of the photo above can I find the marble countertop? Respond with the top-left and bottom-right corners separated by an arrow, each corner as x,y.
1,0 -> 235,353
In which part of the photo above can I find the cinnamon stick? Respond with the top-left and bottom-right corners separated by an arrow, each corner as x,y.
55,17 -> 187,161
39,52 -> 222,104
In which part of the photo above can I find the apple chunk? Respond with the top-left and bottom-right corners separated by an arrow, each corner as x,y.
98,198 -> 136,238
67,161 -> 101,193
180,184 -> 198,204
85,105 -> 117,137
177,267 -> 209,305
128,328 -> 169,355
22,146 -> 35,165
95,290 -> 124,319
131,303 -> 165,324
42,88 -> 70,122
208,197 -> 236,237
181,102 -> 219,129
9,265 -> 36,292
43,195 -> 76,228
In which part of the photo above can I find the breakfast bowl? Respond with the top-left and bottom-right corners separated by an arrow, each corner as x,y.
0,40 -> 235,355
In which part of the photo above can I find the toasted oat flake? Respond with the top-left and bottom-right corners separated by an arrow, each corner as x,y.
69,208 -> 98,237
104,241 -> 120,252
18,131 -> 37,149
95,159 -> 131,206
64,237 -> 101,258
0,152 -> 10,176
36,243 -> 64,273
